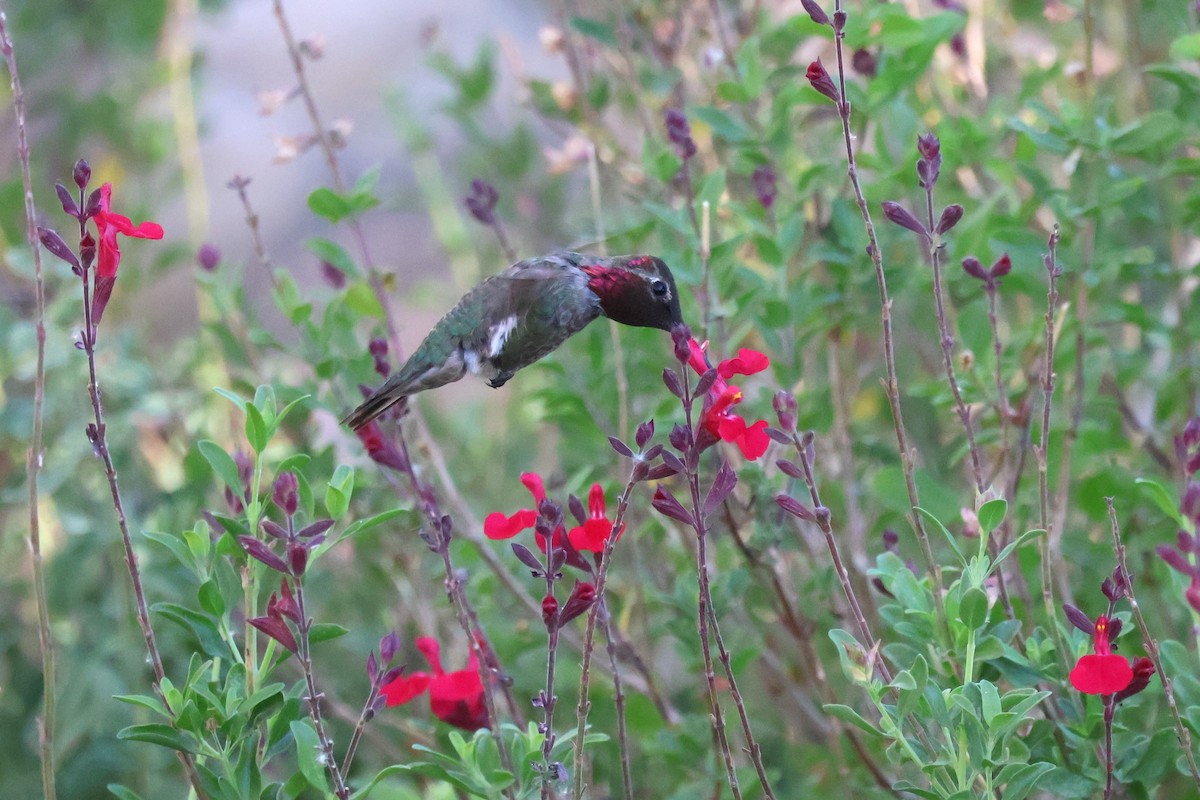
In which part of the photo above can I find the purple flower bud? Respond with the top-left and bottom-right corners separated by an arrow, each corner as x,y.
197,243 -> 220,271
962,256 -> 988,281
881,201 -> 929,238
664,107 -> 697,160
238,535 -> 289,574
635,419 -> 655,449
775,493 -> 816,522
464,179 -> 499,225
287,539 -> 308,576
882,528 -> 899,551
851,48 -> 877,77
559,581 -> 597,625
55,183 -> 81,219
249,614 -> 297,654
1062,603 -> 1094,634
369,337 -> 391,377
990,253 -> 1012,279
379,631 -> 401,664
320,260 -> 346,289
800,0 -> 830,25
805,59 -> 840,104
917,133 -> 941,161
37,226 -> 82,273
272,471 -> 299,517
752,165 -> 777,210
73,159 -> 92,190
935,204 -> 964,235
773,390 -> 797,432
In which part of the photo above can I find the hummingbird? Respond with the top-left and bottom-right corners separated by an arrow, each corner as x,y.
343,251 -> 684,430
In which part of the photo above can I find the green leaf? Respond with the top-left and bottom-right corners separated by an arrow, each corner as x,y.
977,498 -> 1007,535
106,785 -> 145,800
960,586 -> 989,630
690,106 -> 753,143
117,724 -> 200,754
306,237 -> 360,279
1136,478 -> 1184,525
198,579 -> 226,617
113,693 -> 171,719
308,187 -> 352,223
978,679 -> 1001,726
1170,32 -> 1200,60
198,440 -> 244,496
915,506 -> 965,565
213,387 -> 247,409
570,15 -> 617,47
338,507 -> 410,542
326,465 -> 354,518
290,720 -> 330,791
992,529 -> 1046,572
309,623 -> 350,644
995,762 -> 1056,800
822,704 -> 883,737
245,402 -> 268,454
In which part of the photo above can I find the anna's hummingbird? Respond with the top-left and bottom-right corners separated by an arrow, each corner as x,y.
343,251 -> 683,430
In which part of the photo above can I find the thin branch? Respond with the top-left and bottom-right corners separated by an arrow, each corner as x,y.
824,4 -> 947,626
1,11 -> 56,799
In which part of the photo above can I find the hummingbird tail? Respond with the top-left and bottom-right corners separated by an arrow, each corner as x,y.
341,389 -> 405,431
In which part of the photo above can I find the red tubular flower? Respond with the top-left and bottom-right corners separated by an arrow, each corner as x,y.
1069,615 -> 1134,696
568,483 -> 625,553
685,338 -> 771,460
483,472 -> 569,551
379,637 -> 489,730
90,183 -> 164,327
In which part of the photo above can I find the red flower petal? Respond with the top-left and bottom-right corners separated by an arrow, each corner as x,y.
415,636 -> 444,674
686,337 -> 711,376
379,671 -> 431,706
716,415 -> 770,460
520,472 -> 546,503
483,509 -> 536,539
568,518 -> 623,553
1070,653 -> 1134,695
717,348 -> 769,379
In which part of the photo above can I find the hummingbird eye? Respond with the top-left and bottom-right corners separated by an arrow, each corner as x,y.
651,279 -> 668,298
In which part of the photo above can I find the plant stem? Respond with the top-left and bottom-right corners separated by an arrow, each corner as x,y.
293,577 -> 351,799
828,0 -> 947,628
540,541 -> 561,799
390,424 -> 518,793
79,272 -> 207,798
1037,227 -> 1071,673
1,12 -> 56,799
572,464 -> 639,799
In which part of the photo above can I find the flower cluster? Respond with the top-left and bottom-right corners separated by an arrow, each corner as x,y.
38,160 -> 164,339
483,472 -> 624,557
684,337 -> 771,460
379,636 -> 489,731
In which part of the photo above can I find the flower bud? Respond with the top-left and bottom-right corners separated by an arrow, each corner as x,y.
805,59 -> 840,104
73,158 -> 92,190
273,471 -> 299,517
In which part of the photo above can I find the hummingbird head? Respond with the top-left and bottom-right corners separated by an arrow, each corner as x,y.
583,255 -> 684,332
